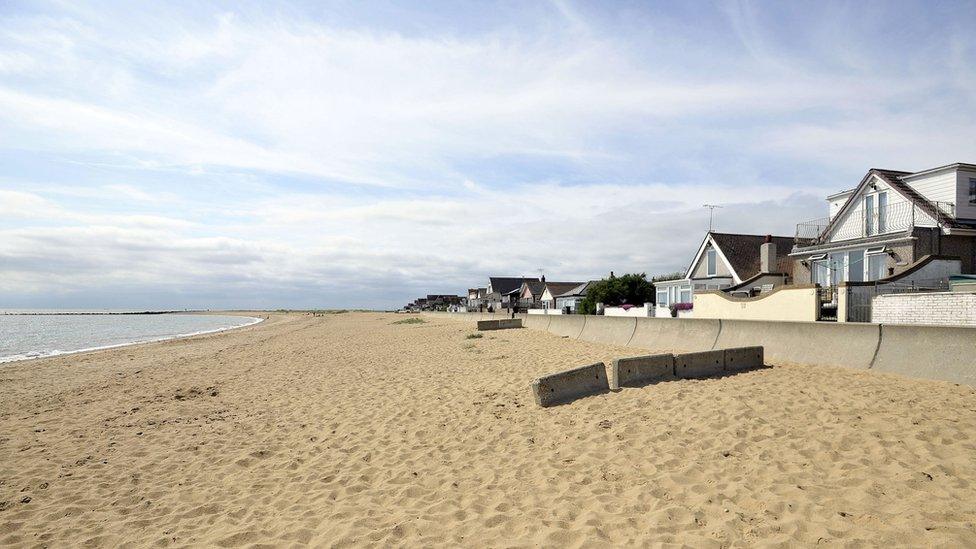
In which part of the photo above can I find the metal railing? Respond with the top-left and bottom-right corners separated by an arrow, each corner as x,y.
796,200 -> 955,245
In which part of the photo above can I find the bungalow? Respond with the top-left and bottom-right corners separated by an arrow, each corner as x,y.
553,281 -> 595,313
792,163 -> 976,285
517,278 -> 547,309
539,281 -> 584,310
485,276 -> 541,312
654,232 -> 795,317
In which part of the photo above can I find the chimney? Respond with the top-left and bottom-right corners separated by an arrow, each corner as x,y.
760,236 -> 776,273
541,274 -> 546,283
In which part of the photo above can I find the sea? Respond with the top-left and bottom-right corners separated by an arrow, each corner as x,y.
0,311 -> 263,363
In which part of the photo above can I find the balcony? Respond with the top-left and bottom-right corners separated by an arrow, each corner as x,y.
795,200 -> 954,246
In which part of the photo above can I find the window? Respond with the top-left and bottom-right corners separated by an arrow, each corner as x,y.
970,178 -> 976,205
812,259 -> 829,285
864,195 -> 875,236
679,287 -> 692,303
877,192 -> 887,233
867,252 -> 887,281
828,252 -> 845,286
656,289 -> 669,307
848,250 -> 864,282
706,249 -> 717,276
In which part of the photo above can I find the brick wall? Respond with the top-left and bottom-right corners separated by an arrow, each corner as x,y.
872,292 -> 976,325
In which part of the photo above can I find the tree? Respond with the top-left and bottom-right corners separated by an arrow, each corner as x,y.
578,273 -> 655,315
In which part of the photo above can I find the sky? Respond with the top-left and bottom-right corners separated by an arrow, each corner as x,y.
1,0 -> 975,310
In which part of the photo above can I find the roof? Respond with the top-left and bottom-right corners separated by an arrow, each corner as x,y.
521,280 -> 546,296
707,232 -> 796,279
489,277 -> 539,295
554,281 -> 595,298
542,281 -> 584,298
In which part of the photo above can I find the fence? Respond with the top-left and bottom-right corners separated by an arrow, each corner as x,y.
845,276 -> 951,322
795,200 -> 954,244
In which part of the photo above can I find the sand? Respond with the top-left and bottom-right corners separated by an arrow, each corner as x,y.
1,312 -> 975,547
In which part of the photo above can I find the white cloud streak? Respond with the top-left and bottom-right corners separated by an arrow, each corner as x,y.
0,1 -> 973,308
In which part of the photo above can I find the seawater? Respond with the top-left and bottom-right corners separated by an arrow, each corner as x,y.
0,313 -> 262,363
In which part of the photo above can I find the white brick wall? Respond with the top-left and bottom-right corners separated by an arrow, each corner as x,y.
872,292 -> 976,326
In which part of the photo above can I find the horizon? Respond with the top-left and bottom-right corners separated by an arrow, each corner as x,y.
2,0 -> 975,310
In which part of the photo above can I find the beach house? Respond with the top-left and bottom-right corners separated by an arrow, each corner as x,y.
654,232 -> 795,317
485,276 -> 541,312
539,281 -> 584,311
791,163 -> 976,285
553,281 -> 594,313
517,278 -> 547,309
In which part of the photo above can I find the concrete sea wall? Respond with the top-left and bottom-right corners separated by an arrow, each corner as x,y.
422,311 -> 976,386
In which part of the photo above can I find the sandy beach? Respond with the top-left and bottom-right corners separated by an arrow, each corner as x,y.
1,312 -> 975,547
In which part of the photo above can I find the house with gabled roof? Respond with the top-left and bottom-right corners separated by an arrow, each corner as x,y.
554,281 -> 596,313
539,281 -> 584,310
791,163 -> 976,286
517,278 -> 547,309
486,276 -> 541,312
653,232 -> 795,317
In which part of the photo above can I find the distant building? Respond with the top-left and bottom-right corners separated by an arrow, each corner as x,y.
539,281 -> 584,310
485,276 -> 541,312
554,281 -> 595,313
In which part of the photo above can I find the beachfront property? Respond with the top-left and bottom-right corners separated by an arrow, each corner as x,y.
654,232 -> 795,317
516,278 -> 547,309
539,281 -> 584,311
486,276 -> 541,312
787,163 -> 976,321
467,287 -> 488,310
791,163 -> 976,285
553,281 -> 594,313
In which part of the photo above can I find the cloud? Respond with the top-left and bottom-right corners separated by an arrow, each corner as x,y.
0,1 -> 973,308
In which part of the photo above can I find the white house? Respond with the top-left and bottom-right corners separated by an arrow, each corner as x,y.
792,163 -> 976,285
654,232 -> 795,317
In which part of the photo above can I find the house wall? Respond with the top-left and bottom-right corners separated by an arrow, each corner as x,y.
828,191 -> 853,220
694,286 -> 819,322
956,169 -> 976,220
872,292 -> 976,326
904,169 -> 957,206
828,175 -> 938,244
555,296 -> 581,312
690,244 -> 732,278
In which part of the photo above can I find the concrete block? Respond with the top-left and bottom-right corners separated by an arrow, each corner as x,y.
610,354 -> 675,389
674,350 -> 724,379
722,346 -> 763,372
531,362 -> 609,407
476,319 -> 523,331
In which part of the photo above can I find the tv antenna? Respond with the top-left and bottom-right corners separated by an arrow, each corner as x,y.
702,204 -> 723,232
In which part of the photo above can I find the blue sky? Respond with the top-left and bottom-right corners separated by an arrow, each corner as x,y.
1,0 -> 974,309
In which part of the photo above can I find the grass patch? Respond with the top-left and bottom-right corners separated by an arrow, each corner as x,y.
465,333 -> 484,339
392,317 -> 426,325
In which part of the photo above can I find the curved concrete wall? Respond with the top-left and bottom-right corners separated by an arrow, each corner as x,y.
872,325 -> 976,385
547,315 -> 587,339
523,314 -> 552,331
425,311 -> 976,386
577,316 -> 637,346
713,320 -> 880,370
628,318 -> 722,354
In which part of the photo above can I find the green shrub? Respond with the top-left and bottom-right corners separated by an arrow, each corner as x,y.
466,333 -> 483,339
579,273 -> 656,315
